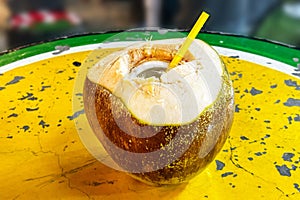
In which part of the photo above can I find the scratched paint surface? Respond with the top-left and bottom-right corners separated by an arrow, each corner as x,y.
0,47 -> 300,200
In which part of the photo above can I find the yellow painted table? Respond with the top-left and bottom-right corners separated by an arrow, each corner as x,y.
0,32 -> 300,199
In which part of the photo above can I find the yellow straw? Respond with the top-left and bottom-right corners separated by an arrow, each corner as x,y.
168,11 -> 210,69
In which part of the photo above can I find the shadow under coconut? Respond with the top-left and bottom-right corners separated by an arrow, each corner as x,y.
65,158 -> 188,199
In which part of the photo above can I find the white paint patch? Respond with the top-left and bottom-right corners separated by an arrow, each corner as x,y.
0,42 -> 140,73
214,46 -> 299,79
293,57 -> 299,62
0,41 -> 299,80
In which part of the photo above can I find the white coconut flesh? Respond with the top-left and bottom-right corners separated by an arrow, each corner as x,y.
88,38 -> 224,125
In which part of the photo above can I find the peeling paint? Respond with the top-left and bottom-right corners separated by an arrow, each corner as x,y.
250,87 -> 263,96
276,165 -> 291,177
216,160 -> 225,171
5,76 -> 25,86
284,98 -> 300,107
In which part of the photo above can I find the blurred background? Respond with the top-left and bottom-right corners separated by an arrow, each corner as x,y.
0,0 -> 299,51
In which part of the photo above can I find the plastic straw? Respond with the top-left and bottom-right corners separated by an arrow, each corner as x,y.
168,11 -> 210,69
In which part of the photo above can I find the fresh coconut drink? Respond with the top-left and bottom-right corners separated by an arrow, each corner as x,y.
83,37 -> 234,185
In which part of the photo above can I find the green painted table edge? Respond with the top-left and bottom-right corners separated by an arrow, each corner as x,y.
0,31 -> 299,68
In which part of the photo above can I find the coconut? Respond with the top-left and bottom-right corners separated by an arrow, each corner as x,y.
83,38 -> 234,185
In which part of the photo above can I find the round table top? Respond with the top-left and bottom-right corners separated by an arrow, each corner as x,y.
0,31 -> 300,199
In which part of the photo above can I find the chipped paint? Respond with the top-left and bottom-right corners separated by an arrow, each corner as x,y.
276,165 -> 292,177
72,61 -> 82,67
284,98 -> 300,107
5,76 -> 25,86
250,87 -> 263,96
215,160 -> 225,171
283,153 -> 295,162
67,109 -> 85,120
53,45 -> 70,55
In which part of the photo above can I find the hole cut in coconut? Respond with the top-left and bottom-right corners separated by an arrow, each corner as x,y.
88,39 -> 224,125
131,61 -> 168,79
